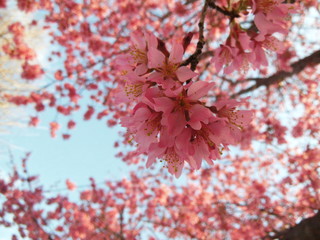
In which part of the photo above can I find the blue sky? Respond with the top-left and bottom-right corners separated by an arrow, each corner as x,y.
0,107 -> 129,188
0,106 -> 130,239
0,0 -> 130,190
0,3 -> 186,237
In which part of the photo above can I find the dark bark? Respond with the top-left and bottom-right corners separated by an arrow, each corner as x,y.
232,50 -> 320,97
181,0 -> 209,71
207,0 -> 240,20
270,211 -> 320,240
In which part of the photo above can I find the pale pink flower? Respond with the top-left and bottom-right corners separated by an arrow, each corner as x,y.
214,99 -> 253,128
147,143 -> 184,178
122,71 -> 149,101
231,51 -> 256,73
121,103 -> 162,152
129,31 -> 157,75
21,62 -> 43,80
251,35 -> 284,68
211,44 -> 238,74
66,179 -> 76,191
153,81 -> 214,136
115,31 -> 157,75
175,127 -> 215,169
252,0 -> 297,36
147,42 -> 197,87
212,99 -> 253,144
138,97 -> 253,177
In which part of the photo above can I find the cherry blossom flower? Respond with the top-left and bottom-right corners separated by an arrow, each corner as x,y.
212,99 -> 253,144
212,44 -> 238,74
21,62 -> 44,80
116,32 -> 253,177
121,102 -> 163,153
252,0 -> 297,36
66,179 -> 77,190
251,35 -> 284,68
123,71 -> 150,101
116,32 -> 157,76
148,42 -> 197,88
152,81 -> 214,136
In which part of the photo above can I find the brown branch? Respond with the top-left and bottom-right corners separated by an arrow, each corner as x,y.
181,0 -> 209,71
199,50 -> 214,60
118,208 -> 125,240
267,211 -> 320,240
232,49 -> 320,97
207,0 -> 240,20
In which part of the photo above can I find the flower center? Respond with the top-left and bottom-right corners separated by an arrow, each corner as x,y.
144,114 -> 161,136
161,61 -> 179,79
129,47 -> 147,65
163,148 -> 182,173
219,107 -> 244,130
124,82 -> 144,99
221,48 -> 232,66
262,37 -> 278,51
257,0 -> 277,14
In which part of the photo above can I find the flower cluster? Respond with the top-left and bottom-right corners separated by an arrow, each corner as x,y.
117,32 -> 253,177
212,0 -> 297,73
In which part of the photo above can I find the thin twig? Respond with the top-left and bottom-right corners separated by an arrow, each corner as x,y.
232,49 -> 320,97
181,0 -> 209,70
207,0 -> 240,20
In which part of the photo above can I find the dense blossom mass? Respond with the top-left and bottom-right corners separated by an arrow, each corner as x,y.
0,0 -> 320,239
0,0 -> 301,176
117,32 -> 253,176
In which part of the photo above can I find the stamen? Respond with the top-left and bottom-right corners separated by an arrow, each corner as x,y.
124,82 -> 144,99
159,61 -> 179,78
163,148 -> 182,172
257,0 -> 277,14
129,46 -> 147,64
144,115 -> 161,136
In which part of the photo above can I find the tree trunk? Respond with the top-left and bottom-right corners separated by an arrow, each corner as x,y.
273,211 -> 320,240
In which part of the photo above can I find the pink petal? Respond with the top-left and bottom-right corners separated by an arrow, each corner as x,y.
176,66 -> 198,82
145,32 -> 158,49
135,64 -> 148,75
153,97 -> 175,113
167,156 -> 184,178
188,104 -> 212,130
131,32 -> 146,50
133,106 -> 152,121
193,139 -> 210,166
187,157 -> 198,169
188,121 -> 202,130
235,110 -> 254,127
167,111 -> 186,136
124,70 -> 146,82
163,85 -> 183,98
174,166 -> 183,178
147,71 -> 164,84
175,128 -> 192,152
146,143 -> 166,168
214,99 -> 239,111
158,128 -> 175,148
169,42 -> 184,64
187,81 -> 214,101
238,32 -> 251,50
254,12 -> 287,35
136,128 -> 157,152
253,46 -> 268,67
148,47 -> 165,69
